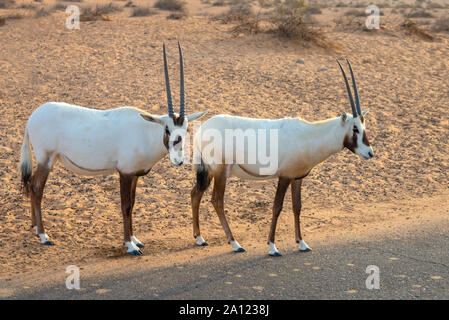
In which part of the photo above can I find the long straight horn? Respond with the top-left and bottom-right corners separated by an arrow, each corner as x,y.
336,59 -> 357,118
178,41 -> 185,118
163,43 -> 174,118
346,60 -> 362,116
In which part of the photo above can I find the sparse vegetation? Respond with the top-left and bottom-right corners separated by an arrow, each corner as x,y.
426,2 -> 444,9
130,6 -> 156,17
0,0 -> 15,9
305,6 -> 321,15
212,0 -> 227,6
433,17 -> 449,32
215,0 -> 337,49
154,0 -> 187,12
268,0 -> 337,49
167,11 -> 187,19
401,18 -> 435,40
215,1 -> 253,23
124,1 -> 136,8
336,2 -> 348,8
95,3 -> 122,14
35,7 -> 50,17
51,3 -> 67,11
406,10 -> 435,18
80,5 -> 121,22
1,12 -> 25,20
344,9 -> 365,17
17,3 -> 37,9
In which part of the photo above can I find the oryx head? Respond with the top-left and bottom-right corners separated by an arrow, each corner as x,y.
337,59 -> 374,160
141,42 -> 207,166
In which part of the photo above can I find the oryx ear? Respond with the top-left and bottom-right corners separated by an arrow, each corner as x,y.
140,114 -> 165,126
187,110 -> 208,122
361,108 -> 370,116
341,112 -> 348,122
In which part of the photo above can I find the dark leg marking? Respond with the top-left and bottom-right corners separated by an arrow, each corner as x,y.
291,178 -> 311,252
119,172 -> 142,255
267,177 -> 290,255
211,170 -> 239,249
31,164 -> 53,245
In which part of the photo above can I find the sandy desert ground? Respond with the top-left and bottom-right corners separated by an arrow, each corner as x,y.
0,0 -> 448,286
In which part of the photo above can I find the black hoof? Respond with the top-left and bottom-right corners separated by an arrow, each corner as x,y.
199,242 -> 209,247
300,248 -> 312,252
269,252 -> 282,257
234,247 -> 246,253
136,243 -> 145,249
41,240 -> 54,246
128,249 -> 143,256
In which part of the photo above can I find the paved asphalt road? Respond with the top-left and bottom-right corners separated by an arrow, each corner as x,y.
8,220 -> 448,300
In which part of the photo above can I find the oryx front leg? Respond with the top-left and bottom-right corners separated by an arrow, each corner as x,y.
291,178 -> 311,252
31,164 -> 53,245
120,173 -> 142,256
268,177 -> 290,257
211,171 -> 244,253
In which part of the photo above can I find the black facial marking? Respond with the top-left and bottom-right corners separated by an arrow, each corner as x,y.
362,131 -> 370,146
173,135 -> 182,145
163,126 -> 170,150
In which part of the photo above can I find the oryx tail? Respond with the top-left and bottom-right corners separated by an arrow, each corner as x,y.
19,127 -> 33,196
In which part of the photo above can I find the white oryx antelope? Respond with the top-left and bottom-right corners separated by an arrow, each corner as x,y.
18,43 -> 207,255
191,60 -> 373,256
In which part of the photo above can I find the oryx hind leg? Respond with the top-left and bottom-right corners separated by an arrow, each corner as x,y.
31,153 -> 56,245
211,168 -> 244,253
191,161 -> 212,247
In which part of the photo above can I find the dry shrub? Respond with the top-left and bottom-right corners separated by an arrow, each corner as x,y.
230,11 -> 261,35
167,11 -> 187,19
51,3 -> 66,10
154,0 -> 186,12
0,0 -> 15,9
35,7 -> 50,17
305,6 -> 321,15
269,0 -> 337,49
336,2 -> 347,7
124,1 -> 136,7
215,1 -> 253,24
2,12 -> 25,19
426,2 -> 444,9
212,0 -> 227,6
80,5 -> 121,21
433,17 -> 449,32
131,6 -> 156,17
216,0 -> 336,49
96,3 -> 122,14
344,9 -> 365,17
406,10 -> 434,18
18,3 -> 37,9
401,19 -> 435,40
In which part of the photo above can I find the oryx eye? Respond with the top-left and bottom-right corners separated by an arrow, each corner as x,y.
165,126 -> 170,135
353,126 -> 359,134
173,136 -> 182,145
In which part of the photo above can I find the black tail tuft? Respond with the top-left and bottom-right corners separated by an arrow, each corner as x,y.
196,159 -> 211,192
21,162 -> 32,197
